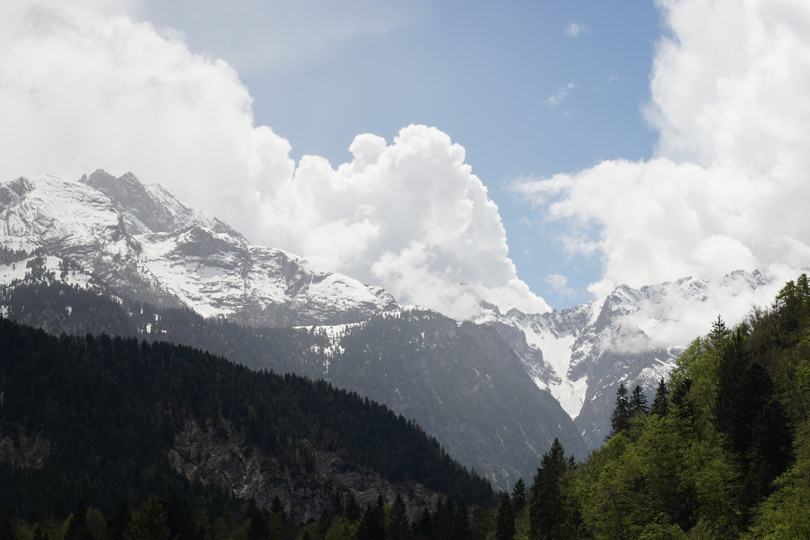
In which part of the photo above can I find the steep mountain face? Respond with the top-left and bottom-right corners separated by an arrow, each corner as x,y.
484,270 -> 775,448
0,171 -> 395,326
294,309 -> 588,487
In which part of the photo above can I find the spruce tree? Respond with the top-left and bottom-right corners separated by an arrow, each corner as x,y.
495,492 -> 515,540
629,385 -> 649,417
529,438 -> 573,540
511,478 -> 527,512
357,495 -> 385,540
610,383 -> 631,436
709,315 -> 730,344
386,493 -> 409,540
651,377 -> 669,416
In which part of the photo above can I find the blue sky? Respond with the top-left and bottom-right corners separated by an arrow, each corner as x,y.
142,1 -> 662,307
3,0 -> 810,319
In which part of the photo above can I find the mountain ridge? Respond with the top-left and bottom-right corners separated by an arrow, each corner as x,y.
0,170 -> 781,476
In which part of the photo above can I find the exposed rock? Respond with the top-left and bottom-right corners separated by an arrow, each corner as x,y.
0,430 -> 50,469
169,417 -> 440,523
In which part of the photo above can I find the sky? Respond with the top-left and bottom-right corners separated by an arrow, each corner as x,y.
1,0 -> 809,325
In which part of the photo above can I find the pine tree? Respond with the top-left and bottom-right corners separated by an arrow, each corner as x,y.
344,493 -> 362,522
357,495 -> 385,540
386,493 -> 409,540
709,315 -> 730,344
651,377 -> 669,416
529,438 -> 573,540
495,492 -> 515,540
629,385 -> 649,417
610,383 -> 631,436
245,498 -> 268,540
510,478 -> 527,512
65,499 -> 92,540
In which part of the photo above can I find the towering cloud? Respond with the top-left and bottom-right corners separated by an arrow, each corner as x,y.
516,0 -> 810,307
0,3 -> 548,319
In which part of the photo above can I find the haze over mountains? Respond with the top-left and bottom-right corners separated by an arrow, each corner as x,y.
0,170 -> 781,485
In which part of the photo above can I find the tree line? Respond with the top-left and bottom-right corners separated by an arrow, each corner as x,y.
490,275 -> 810,539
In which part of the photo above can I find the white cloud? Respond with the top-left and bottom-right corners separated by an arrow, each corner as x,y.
544,82 -> 577,108
545,273 -> 576,299
0,3 -> 549,320
565,21 -> 589,38
516,0 -> 810,325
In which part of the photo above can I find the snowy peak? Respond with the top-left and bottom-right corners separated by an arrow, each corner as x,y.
487,269 -> 777,448
0,171 -> 397,326
80,169 -> 242,239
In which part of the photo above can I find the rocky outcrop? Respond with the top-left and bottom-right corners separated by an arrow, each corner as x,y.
0,430 -> 50,470
169,417 -> 440,523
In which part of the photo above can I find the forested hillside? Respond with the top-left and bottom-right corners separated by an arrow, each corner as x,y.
0,278 -> 586,487
0,316 -> 493,533
492,275 -> 810,539
4,273 -> 810,539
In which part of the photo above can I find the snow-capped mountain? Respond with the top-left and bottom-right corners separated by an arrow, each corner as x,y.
484,270 -> 777,447
0,169 -> 783,477
0,171 -> 396,327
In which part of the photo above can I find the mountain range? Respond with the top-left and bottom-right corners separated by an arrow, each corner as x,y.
0,170 -> 777,486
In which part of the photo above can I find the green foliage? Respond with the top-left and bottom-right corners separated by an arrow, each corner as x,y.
123,498 -> 172,540
610,383 -> 631,436
652,377 -> 670,417
509,478 -> 526,513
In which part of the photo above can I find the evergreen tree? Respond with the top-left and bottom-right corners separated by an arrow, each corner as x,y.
510,478 -> 527,512
123,498 -> 172,540
610,383 -> 631,436
651,377 -> 669,417
529,439 -> 574,540
386,493 -> 409,540
107,499 -> 131,540
245,498 -> 268,540
357,495 -> 385,540
629,385 -> 649,417
65,499 -> 92,540
344,493 -> 362,522
495,492 -> 515,540
709,315 -> 730,345
268,496 -> 293,540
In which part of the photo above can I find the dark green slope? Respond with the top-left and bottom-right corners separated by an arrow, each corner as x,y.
0,317 -> 493,521
1,281 -> 586,488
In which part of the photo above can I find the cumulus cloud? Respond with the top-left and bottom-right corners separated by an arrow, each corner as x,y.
0,3 -> 548,320
516,0 -> 810,326
564,21 -> 589,38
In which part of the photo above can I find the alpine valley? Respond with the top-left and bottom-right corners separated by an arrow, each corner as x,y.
0,170 -> 778,491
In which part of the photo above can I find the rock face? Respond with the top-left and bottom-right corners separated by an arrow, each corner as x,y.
0,171 -> 395,327
294,309 -> 588,489
0,431 -> 50,470
169,417 -> 440,523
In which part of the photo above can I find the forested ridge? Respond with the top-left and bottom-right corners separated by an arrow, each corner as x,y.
0,316 -> 494,538
492,275 -> 810,539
